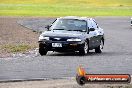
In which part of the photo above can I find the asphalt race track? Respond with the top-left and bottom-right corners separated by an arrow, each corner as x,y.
0,17 -> 132,81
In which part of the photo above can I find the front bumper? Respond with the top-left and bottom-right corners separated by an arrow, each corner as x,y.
38,40 -> 85,52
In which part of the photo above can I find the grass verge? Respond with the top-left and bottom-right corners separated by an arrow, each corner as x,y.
0,44 -> 34,53
0,3 -> 131,16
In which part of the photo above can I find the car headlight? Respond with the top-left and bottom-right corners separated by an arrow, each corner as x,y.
67,38 -> 81,42
39,35 -> 49,41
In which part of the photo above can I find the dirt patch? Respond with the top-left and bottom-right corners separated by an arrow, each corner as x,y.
0,17 -> 39,58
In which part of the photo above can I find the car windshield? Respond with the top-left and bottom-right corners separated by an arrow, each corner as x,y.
50,19 -> 87,32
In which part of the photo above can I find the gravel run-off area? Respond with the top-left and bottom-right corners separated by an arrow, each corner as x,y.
0,17 -> 40,58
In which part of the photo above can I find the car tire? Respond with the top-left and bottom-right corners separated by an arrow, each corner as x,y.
79,41 -> 89,55
39,43 -> 47,56
95,39 -> 104,53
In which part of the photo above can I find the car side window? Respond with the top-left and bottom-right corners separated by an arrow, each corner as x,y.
87,20 -> 93,29
94,21 -> 98,28
91,20 -> 98,29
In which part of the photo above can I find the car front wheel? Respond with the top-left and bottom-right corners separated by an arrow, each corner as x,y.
95,39 -> 104,53
39,43 -> 47,56
79,41 -> 89,55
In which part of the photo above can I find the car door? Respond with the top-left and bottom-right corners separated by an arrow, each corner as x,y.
87,19 -> 98,49
92,19 -> 101,47
89,19 -> 102,48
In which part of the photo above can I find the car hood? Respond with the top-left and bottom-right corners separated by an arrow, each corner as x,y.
41,30 -> 85,38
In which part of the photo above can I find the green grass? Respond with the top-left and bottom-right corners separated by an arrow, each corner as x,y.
0,0 -> 132,16
0,0 -> 132,6
1,44 -> 32,53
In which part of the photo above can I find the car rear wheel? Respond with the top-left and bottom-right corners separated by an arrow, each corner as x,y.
39,43 -> 47,56
95,39 -> 103,53
79,41 -> 89,55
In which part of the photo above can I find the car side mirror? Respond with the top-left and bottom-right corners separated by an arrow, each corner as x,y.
89,28 -> 95,31
45,25 -> 51,30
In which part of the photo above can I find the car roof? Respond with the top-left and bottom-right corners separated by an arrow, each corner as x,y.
58,16 -> 92,21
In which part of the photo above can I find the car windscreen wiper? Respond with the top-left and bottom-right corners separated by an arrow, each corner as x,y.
53,29 -> 65,30
67,29 -> 86,32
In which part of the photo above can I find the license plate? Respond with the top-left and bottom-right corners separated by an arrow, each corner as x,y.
52,43 -> 62,47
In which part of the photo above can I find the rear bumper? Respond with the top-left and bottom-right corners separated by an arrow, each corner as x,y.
38,41 -> 85,52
